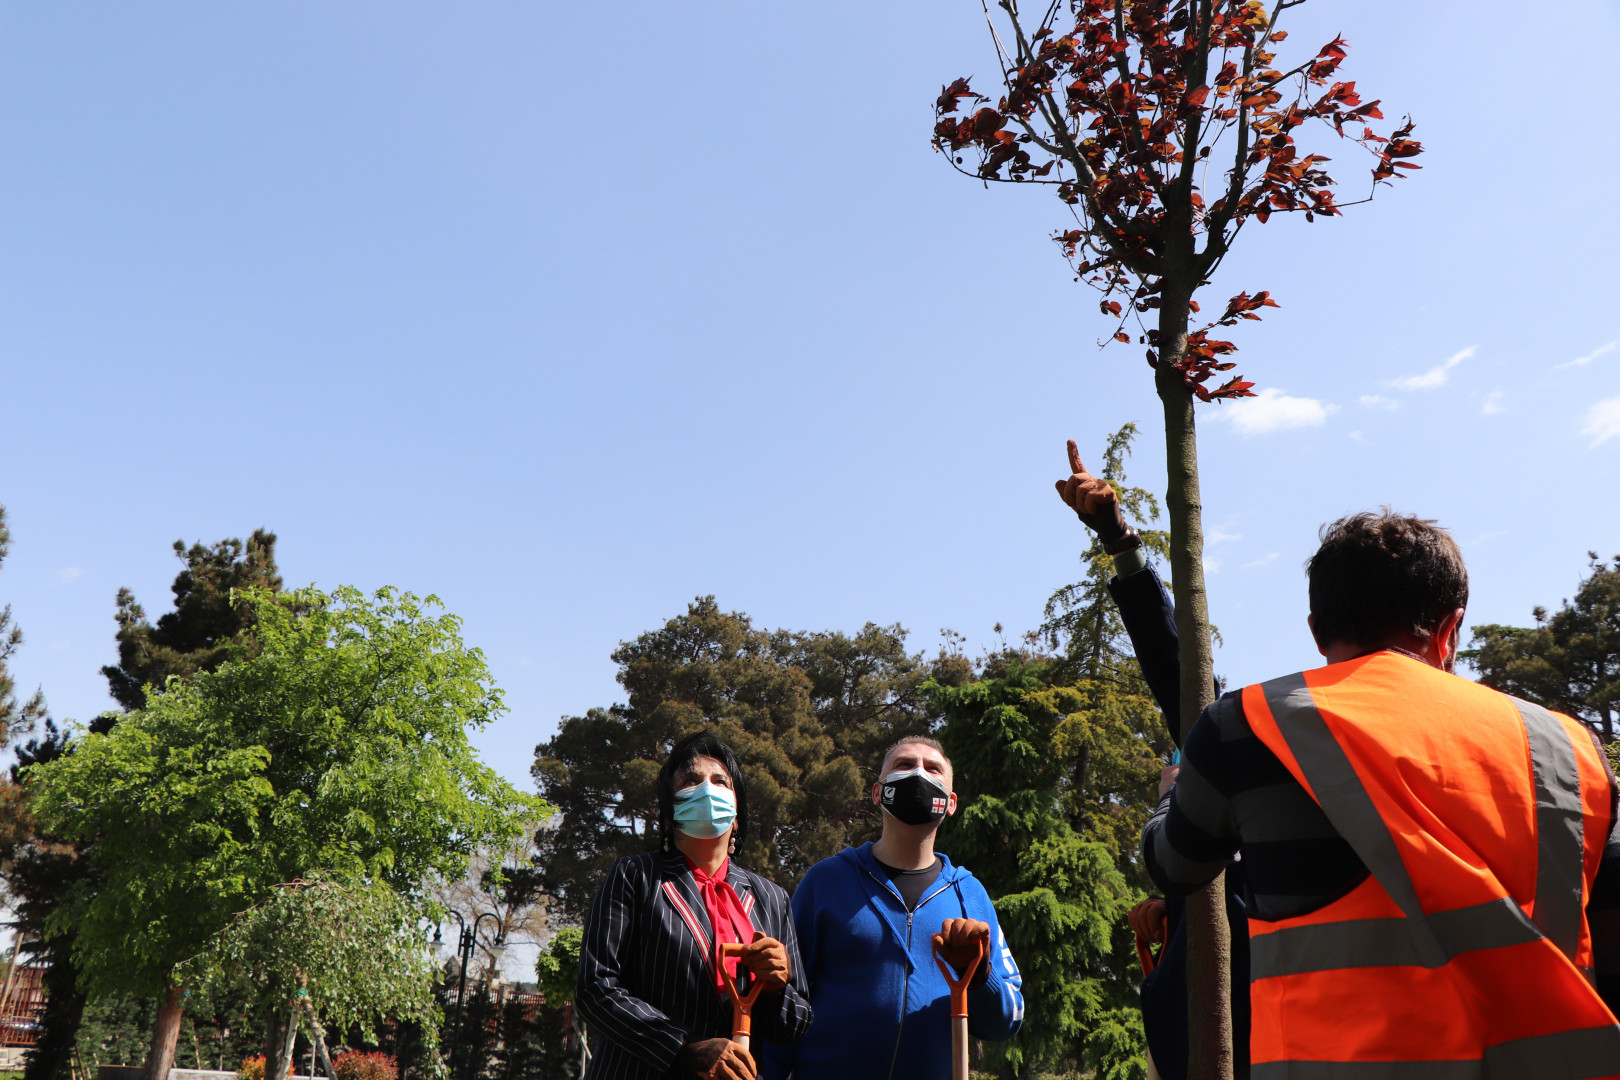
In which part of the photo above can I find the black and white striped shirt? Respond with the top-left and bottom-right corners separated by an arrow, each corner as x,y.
575,851 -> 813,1080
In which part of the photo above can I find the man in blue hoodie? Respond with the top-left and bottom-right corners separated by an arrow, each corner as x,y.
761,736 -> 1024,1080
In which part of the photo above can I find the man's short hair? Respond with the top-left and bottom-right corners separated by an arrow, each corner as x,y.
878,735 -> 950,781
1307,509 -> 1469,649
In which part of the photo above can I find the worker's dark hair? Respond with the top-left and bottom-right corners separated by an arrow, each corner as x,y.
657,730 -> 748,854
1307,509 -> 1469,650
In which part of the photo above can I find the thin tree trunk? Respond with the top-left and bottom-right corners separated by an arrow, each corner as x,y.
265,1001 -> 300,1080
141,982 -> 185,1080
300,997 -> 335,1080
1158,276 -> 1233,1080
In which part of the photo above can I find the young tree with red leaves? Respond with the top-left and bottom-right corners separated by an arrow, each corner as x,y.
933,3 -> 1421,1076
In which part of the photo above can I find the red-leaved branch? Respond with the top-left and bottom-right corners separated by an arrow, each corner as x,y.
933,0 -> 1422,402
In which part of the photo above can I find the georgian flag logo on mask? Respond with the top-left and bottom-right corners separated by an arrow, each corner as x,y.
880,767 -> 950,826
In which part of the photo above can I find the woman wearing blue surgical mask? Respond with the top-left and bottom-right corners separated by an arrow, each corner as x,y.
576,731 -> 812,1080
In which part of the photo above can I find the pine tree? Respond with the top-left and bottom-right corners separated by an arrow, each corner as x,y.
932,658 -> 1162,1079
1466,554 -> 1620,742
102,529 -> 282,710
0,505 -> 48,747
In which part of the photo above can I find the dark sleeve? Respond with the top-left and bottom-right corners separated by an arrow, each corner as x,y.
1107,563 -> 1184,743
1142,695 -> 1243,896
574,857 -> 689,1071
752,879 -> 814,1046
1585,729 -> 1620,1013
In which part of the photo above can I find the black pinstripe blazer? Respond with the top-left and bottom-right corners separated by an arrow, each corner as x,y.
575,851 -> 812,1080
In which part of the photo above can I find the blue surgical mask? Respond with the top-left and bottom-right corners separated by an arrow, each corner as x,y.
673,781 -> 737,840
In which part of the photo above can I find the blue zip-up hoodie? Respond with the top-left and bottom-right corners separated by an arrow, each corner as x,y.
760,843 -> 1024,1080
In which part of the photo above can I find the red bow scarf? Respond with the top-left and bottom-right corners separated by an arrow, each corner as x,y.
684,857 -> 755,993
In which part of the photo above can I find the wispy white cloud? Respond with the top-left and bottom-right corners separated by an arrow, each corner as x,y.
1203,556 -> 1221,575
1217,388 -> 1336,436
1349,429 -> 1368,444
1481,390 -> 1505,416
1358,394 -> 1400,411
1243,552 -> 1281,569
58,567 -> 84,582
1392,345 -> 1476,391
1580,397 -> 1620,448
1205,526 -> 1242,545
1556,340 -> 1617,370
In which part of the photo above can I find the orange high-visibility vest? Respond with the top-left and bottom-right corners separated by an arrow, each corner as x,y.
1240,651 -> 1620,1079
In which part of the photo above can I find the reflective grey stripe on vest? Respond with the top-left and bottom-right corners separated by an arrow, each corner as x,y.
1248,1022 -> 1620,1079
1258,672 -> 1447,968
1250,897 -> 1540,976
1511,697 -> 1586,962
1254,672 -> 1587,978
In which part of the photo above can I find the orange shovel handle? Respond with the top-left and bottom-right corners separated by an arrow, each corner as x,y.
718,942 -> 766,1041
931,935 -> 988,1019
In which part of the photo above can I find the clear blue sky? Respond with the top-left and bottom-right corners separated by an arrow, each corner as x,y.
3,0 -> 1617,791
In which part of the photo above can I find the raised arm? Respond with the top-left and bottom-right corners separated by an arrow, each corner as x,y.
1055,438 -> 1185,740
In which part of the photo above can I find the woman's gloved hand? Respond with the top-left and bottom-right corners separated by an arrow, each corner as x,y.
737,930 -> 790,992
679,1038 -> 757,1080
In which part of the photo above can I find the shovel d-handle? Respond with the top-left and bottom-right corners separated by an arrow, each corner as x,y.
933,935 -> 987,1080
931,934 -> 987,1018
718,942 -> 766,1050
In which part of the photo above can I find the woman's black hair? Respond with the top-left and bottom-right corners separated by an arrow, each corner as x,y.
657,730 -> 749,854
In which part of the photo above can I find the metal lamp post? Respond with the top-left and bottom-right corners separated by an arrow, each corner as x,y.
434,911 -> 504,1080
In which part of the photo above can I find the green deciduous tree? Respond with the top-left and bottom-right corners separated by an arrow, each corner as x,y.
181,877 -> 442,1080
534,930 -> 582,1010
533,599 -> 948,917
2,528 -> 287,1080
1466,554 -> 1620,742
28,586 -> 545,1080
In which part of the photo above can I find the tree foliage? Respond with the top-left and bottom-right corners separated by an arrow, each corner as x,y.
532,598 -> 954,918
180,877 -> 441,1049
934,0 -> 1420,402
534,929 -> 583,1009
102,529 -> 283,711
0,504 -> 48,747
1465,554 -> 1620,742
28,585 -> 546,1003
1,528 -> 288,1080
932,658 -> 1162,1079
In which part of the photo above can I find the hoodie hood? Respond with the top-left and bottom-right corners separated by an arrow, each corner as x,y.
836,843 -> 977,971
836,840 -> 974,884
760,844 -> 1025,1080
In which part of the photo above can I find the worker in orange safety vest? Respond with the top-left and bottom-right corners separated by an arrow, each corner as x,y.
1142,509 -> 1620,1078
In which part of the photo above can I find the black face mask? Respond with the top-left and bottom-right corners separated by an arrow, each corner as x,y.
880,768 -> 949,826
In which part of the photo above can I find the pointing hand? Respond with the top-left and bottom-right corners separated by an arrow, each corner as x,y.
1054,439 -> 1128,542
